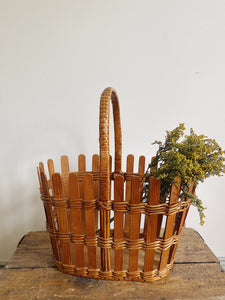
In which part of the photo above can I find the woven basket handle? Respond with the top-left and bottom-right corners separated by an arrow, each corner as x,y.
99,87 -> 122,202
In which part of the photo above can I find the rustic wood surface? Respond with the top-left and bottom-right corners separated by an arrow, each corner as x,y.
1,228 -> 225,299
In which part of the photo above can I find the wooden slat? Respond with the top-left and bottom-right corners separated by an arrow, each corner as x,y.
40,171 -> 60,261
168,183 -> 195,263
128,176 -> 141,273
84,174 -> 97,269
69,173 -> 85,269
78,154 -> 86,233
144,177 -> 161,272
78,154 -> 86,197
124,154 -> 134,233
78,154 -> 86,172
159,177 -> 181,271
61,155 -> 69,174
61,155 -> 70,197
40,172 -> 55,230
47,159 -> 55,178
37,167 -> 42,190
52,173 -> 72,265
143,156 -> 155,238
92,154 -> 99,173
114,175 -> 124,272
138,156 -> 145,175
39,162 -> 45,174
92,154 -> 99,231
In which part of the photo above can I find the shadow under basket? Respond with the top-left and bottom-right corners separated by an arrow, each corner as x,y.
37,87 -> 195,282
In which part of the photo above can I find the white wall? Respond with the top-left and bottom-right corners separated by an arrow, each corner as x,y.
1,0 -> 225,261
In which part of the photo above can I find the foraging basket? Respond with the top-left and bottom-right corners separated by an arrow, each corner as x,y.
37,87 -> 195,282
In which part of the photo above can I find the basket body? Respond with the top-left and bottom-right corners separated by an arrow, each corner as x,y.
37,88 -> 194,282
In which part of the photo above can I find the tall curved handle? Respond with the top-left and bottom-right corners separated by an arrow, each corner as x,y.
99,87 -> 122,202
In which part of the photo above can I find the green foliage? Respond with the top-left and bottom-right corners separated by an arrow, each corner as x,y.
142,123 -> 225,225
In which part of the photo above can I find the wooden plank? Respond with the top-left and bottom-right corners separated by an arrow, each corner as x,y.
69,173 -> 85,269
159,177 -> 181,271
124,154 -> 134,234
83,174 -> 97,270
52,173 -> 72,265
5,248 -> 54,269
114,175 -> 124,272
5,228 -> 219,270
144,177 -> 161,272
128,176 -> 141,274
1,262 -> 225,299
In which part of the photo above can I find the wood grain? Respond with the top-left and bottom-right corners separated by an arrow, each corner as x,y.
159,177 -> 181,271
2,228 -> 225,299
128,176 -> 141,274
52,173 -> 72,265
114,175 -> 124,272
69,172 -> 85,269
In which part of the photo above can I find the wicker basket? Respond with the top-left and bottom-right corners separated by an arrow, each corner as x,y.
37,87 -> 195,282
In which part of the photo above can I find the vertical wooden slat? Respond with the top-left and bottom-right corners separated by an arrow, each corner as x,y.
40,172 -> 54,230
40,171 -> 60,261
159,177 -> 181,271
114,175 -> 124,272
61,155 -> 70,173
78,154 -> 86,233
124,154 -> 134,233
37,167 -> 42,190
84,174 -> 97,270
92,154 -> 99,231
143,157 -> 156,238
47,159 -> 55,178
52,173 -> 72,265
78,154 -> 86,172
168,182 -> 195,263
144,177 -> 161,272
137,155 -> 146,235
78,154 -> 86,197
69,173 -> 85,269
61,155 -> 70,197
39,162 -> 45,173
128,176 -> 141,273
138,156 -> 145,175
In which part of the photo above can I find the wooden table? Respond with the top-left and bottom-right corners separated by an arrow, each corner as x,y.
0,228 -> 225,299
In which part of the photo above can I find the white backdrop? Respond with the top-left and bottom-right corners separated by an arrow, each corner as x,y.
1,0 -> 225,261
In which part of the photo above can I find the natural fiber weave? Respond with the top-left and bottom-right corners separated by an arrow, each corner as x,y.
37,87 -> 195,282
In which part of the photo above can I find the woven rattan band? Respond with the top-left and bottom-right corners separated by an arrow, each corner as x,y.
97,199 -> 112,211
83,199 -> 96,209
112,201 -> 128,212
69,199 -> 83,209
42,195 -> 190,217
98,236 -> 113,248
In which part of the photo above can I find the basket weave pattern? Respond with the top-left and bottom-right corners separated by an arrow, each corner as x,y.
37,88 -> 194,282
